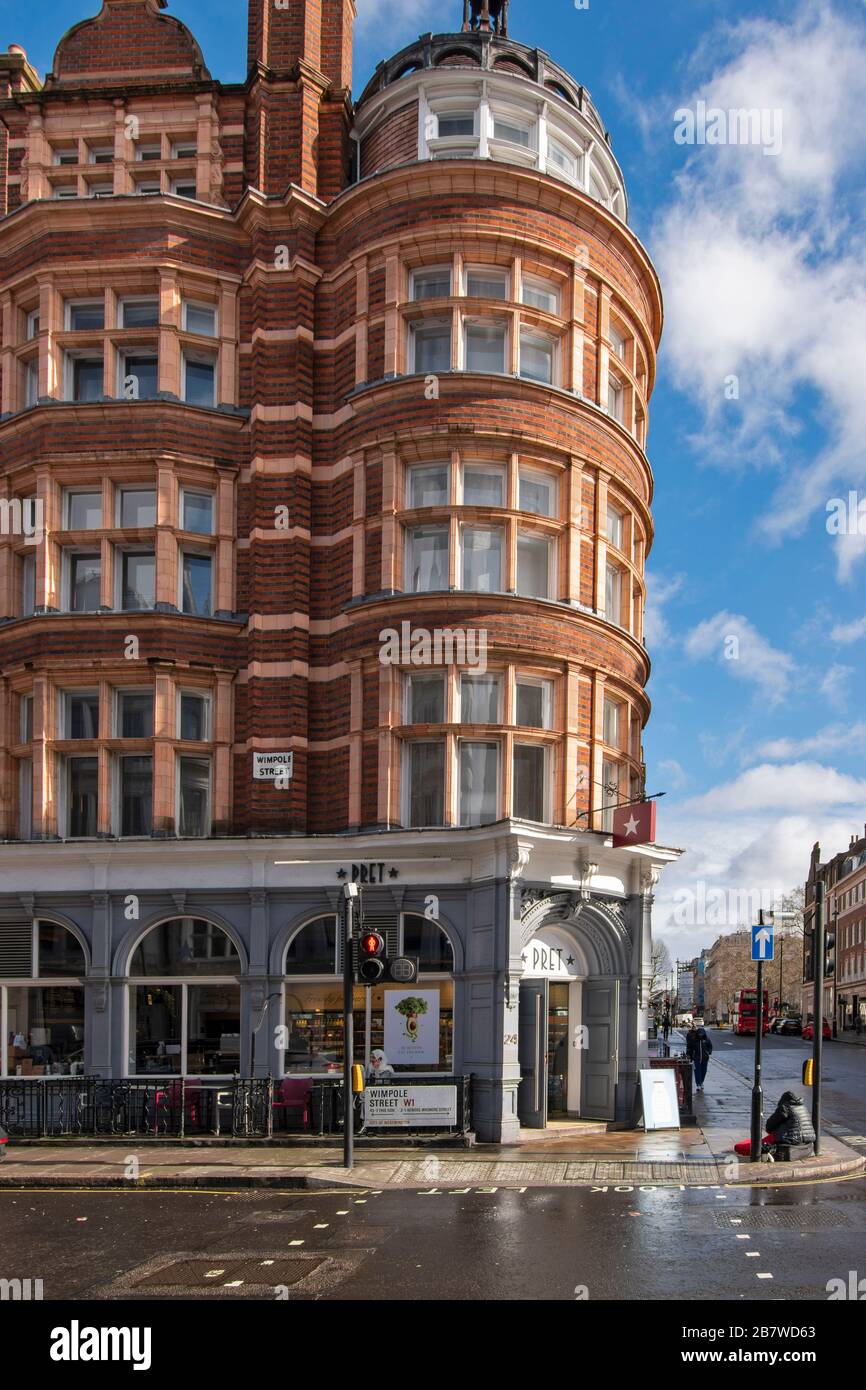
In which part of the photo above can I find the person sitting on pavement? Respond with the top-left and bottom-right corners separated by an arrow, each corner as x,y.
685,1021 -> 713,1092
733,1089 -> 816,1160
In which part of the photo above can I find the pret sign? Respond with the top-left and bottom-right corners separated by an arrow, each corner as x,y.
364,1084 -> 457,1128
253,752 -> 294,781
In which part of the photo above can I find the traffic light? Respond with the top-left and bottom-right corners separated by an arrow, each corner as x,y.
358,930 -> 386,984
824,925 -> 836,978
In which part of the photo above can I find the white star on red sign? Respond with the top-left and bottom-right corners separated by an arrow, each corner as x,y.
623,814 -> 639,837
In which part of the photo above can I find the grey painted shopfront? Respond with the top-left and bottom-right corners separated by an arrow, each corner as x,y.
0,823 -> 676,1141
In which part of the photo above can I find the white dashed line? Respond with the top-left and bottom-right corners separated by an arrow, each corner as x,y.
745,1251 -> 760,1258
756,1272 -> 774,1280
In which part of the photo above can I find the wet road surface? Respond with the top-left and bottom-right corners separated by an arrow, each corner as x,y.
4,1175 -> 866,1301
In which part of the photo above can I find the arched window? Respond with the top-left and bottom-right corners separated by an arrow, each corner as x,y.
284,916 -> 337,975
403,913 -> 454,973
282,916 -> 341,1076
0,921 -> 86,1078
128,918 -> 240,1077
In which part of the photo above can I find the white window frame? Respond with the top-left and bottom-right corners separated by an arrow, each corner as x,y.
20,693 -> 34,744
606,504 -> 624,551
180,488 -> 216,535
21,551 -> 36,615
512,741 -> 550,823
65,298 -> 105,332
87,183 -> 115,200
182,300 -> 218,337
53,145 -> 80,167
609,322 -> 627,361
118,350 -> 159,401
59,688 -> 100,742
24,357 -> 39,407
404,672 -> 446,726
461,461 -> 506,508
405,524 -> 449,594
603,696 -> 621,748
402,738 -> 447,828
25,308 -> 40,341
519,328 -> 557,386
64,351 -> 104,404
460,524 -> 503,593
116,487 -> 157,530
170,177 -> 198,199
518,468 -> 557,518
63,753 -> 99,839
171,138 -> 198,160
115,688 -> 154,740
410,266 -> 453,302
119,297 -> 160,330
176,753 -> 213,839
62,488 -> 103,532
64,548 -> 102,614
459,673 -> 502,725
182,350 -> 217,407
407,463 -> 450,510
458,738 -> 501,827
515,676 -> 553,730
607,373 -> 625,424
53,186 -> 78,201
462,317 -> 507,374
116,548 -> 156,613
516,530 -> 555,600
521,274 -> 561,316
409,318 -> 452,375
19,759 -> 34,840
135,142 -> 162,162
464,266 -> 509,301
177,689 -> 212,742
179,548 -> 214,617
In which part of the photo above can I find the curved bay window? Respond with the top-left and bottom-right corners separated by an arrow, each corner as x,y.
282,913 -> 455,1078
127,918 -> 241,1076
1,921 -> 86,1077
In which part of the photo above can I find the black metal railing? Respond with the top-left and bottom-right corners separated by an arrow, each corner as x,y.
0,1075 -> 473,1140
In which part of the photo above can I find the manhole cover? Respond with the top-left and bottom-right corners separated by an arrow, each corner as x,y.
715,1208 -> 849,1230
134,1256 -> 325,1289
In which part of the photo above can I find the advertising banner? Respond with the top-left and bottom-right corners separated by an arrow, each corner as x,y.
383,988 -> 440,1064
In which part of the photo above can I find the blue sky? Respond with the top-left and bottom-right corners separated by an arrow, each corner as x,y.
6,0 -> 866,954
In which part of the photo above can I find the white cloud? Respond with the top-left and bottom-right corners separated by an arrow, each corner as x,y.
831,614 -> 866,644
684,610 -> 796,702
355,0 -> 433,36
644,572 -> 684,648
658,758 -> 688,789
753,722 -> 866,761
652,759 -> 866,949
819,661 -> 853,709
653,4 -> 866,579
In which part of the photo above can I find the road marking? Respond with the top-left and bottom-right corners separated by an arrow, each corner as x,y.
745,1251 -> 760,1258
289,1240 -> 304,1246
313,1223 -> 329,1229
476,1187 -> 498,1193
756,1272 -> 773,1280
224,1280 -> 244,1288
736,1235 -> 750,1241
336,1210 -> 350,1215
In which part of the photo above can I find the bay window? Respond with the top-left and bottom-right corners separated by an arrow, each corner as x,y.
461,526 -> 502,592
410,320 -> 451,373
605,563 -> 622,626
67,356 -> 103,403
118,690 -> 153,739
411,267 -> 452,301
406,674 -> 445,725
522,276 -> 560,315
516,532 -> 552,599
119,755 -> 153,836
459,740 -> 499,826
178,756 -> 211,837
519,469 -> 556,517
463,464 -> 504,507
64,490 -> 102,530
181,490 -> 214,534
63,691 -> 99,740
182,353 -> 216,406
120,353 -> 158,400
408,464 -> 449,508
520,330 -> 555,384
513,743 -> 547,822
119,551 -> 155,611
67,552 -> 101,612
406,525 -> 449,592
460,674 -> 501,724
118,488 -> 157,528
121,299 -> 159,329
179,692 -> 209,741
181,550 -> 213,617
466,267 -> 508,299
606,505 -> 624,551
67,756 -> 98,837
21,552 -> 36,615
516,679 -> 552,729
608,373 -> 625,423
464,321 -> 506,373
183,302 -> 217,336
406,741 -> 445,827
603,697 -> 621,748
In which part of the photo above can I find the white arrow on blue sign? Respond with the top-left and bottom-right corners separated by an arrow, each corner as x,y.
751,921 -> 775,961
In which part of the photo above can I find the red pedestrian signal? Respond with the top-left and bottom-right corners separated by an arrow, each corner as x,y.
359,930 -> 386,984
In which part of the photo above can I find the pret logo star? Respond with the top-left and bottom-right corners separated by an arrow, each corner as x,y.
622,814 -> 639,837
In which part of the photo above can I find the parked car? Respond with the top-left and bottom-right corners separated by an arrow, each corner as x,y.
768,1015 -> 781,1033
802,1018 -> 831,1041
777,1016 -> 802,1036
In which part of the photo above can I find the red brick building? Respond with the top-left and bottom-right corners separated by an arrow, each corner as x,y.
0,0 -> 675,1140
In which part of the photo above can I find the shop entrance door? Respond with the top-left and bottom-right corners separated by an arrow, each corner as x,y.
547,982 -> 569,1117
517,979 -> 547,1128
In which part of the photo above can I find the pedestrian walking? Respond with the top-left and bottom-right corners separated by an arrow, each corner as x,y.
685,1021 -> 713,1092
662,1012 -> 671,1042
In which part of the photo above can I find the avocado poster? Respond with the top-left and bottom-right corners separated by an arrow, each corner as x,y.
383,988 -> 440,1064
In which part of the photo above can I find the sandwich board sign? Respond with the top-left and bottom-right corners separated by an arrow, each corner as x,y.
638,1068 -> 681,1131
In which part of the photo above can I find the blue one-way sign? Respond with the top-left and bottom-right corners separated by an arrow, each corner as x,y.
752,921 -> 775,961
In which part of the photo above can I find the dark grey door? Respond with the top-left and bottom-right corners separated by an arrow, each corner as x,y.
518,979 -> 547,1128
580,979 -> 619,1120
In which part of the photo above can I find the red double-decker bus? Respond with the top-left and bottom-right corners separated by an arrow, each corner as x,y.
734,987 -> 769,1036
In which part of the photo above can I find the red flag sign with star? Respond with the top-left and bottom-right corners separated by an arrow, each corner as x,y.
611,800 -> 656,848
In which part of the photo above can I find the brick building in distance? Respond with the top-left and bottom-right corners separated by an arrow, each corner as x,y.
0,0 -> 676,1140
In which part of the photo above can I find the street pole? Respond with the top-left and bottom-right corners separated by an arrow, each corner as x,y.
342,884 -> 357,1171
812,879 -> 824,1155
750,940 -> 764,1163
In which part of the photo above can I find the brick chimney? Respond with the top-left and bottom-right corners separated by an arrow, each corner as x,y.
246,0 -> 355,199
0,44 -> 41,98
